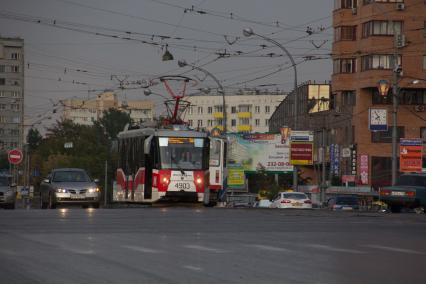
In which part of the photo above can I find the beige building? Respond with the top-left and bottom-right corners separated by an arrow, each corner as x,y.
184,89 -> 286,133
61,91 -> 155,125
0,37 -> 24,152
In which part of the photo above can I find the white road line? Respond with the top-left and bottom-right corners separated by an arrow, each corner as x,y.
246,244 -> 292,253
307,244 -> 365,254
183,265 -> 204,272
60,247 -> 95,255
183,244 -> 227,253
363,245 -> 425,255
122,245 -> 164,254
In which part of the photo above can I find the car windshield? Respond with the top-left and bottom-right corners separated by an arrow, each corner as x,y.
0,177 -> 9,186
336,197 -> 358,205
283,193 -> 307,200
395,175 -> 426,187
52,171 -> 91,182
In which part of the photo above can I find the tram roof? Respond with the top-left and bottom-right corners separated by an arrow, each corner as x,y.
117,127 -> 208,139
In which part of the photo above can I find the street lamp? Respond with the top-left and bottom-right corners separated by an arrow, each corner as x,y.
178,60 -> 227,133
243,27 -> 299,190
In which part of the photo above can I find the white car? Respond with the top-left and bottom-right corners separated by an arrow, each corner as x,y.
270,192 -> 312,209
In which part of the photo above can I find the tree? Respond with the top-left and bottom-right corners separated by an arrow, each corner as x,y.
95,108 -> 131,139
27,128 -> 43,152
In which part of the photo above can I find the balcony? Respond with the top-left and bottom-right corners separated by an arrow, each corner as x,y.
237,112 -> 252,119
213,112 -> 224,119
237,125 -> 252,132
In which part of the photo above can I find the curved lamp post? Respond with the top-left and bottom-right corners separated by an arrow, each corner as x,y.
243,27 -> 299,191
178,60 -> 227,133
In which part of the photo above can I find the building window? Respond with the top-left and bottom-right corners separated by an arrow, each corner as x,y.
423,55 -> 426,70
363,0 -> 403,4
421,127 -> 426,142
255,119 -> 260,126
231,119 -> 236,126
333,58 -> 356,73
361,54 -> 401,71
208,107 -> 212,114
265,119 -> 269,126
0,104 -> 6,109
239,105 -> 251,112
334,0 -> 357,9
207,120 -> 213,127
197,106 -> 203,114
372,88 -> 426,105
372,126 -> 404,143
215,105 -> 223,112
188,120 -> 193,126
265,106 -> 270,113
0,78 -> 5,85
10,104 -> 20,111
342,91 -> 356,106
11,91 -> 20,98
362,21 -> 403,38
254,106 -> 260,113
0,65 -> 4,73
197,120 -> 203,127
239,118 -> 250,125
11,66 -> 20,73
231,106 -> 237,113
0,116 -> 6,123
188,107 -> 193,115
334,26 -> 357,41
11,53 -> 20,60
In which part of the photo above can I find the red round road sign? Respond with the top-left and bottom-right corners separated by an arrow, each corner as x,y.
8,149 -> 23,165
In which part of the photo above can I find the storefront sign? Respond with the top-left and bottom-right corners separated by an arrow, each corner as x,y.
400,138 -> 423,173
290,142 -> 313,165
359,154 -> 369,185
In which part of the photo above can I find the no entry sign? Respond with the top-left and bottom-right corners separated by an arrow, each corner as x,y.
8,148 -> 23,165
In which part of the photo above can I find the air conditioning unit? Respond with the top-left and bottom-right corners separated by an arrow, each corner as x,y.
396,3 -> 405,10
414,105 -> 425,112
395,34 -> 406,48
352,7 -> 357,15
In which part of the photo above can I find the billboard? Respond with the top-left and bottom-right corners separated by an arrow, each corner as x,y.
400,138 -> 423,173
227,133 -> 293,173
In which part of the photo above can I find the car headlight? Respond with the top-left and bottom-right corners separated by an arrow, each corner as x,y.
55,188 -> 68,193
88,187 -> 100,193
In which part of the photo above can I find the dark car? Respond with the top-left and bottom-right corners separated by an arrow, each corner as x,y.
0,175 -> 16,209
380,173 -> 426,213
40,168 -> 100,209
327,195 -> 359,211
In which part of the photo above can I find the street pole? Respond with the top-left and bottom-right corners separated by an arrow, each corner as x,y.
243,27 -> 299,190
104,159 -> 108,207
321,126 -> 326,206
177,60 -> 227,133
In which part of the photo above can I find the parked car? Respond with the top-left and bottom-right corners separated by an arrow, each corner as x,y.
270,192 -> 312,209
0,175 -> 16,209
327,195 -> 359,211
40,168 -> 100,209
379,173 -> 426,213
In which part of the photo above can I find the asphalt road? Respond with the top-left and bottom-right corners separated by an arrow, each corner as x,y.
0,207 -> 425,284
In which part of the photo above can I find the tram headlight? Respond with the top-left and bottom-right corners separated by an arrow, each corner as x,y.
162,177 -> 169,184
196,177 -> 203,185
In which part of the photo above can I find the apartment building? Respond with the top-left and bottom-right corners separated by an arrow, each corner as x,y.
62,91 -> 155,125
184,89 -> 286,133
0,37 -> 24,152
331,0 -> 426,187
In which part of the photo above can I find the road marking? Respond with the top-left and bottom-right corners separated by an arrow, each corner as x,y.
363,245 -> 425,255
183,244 -> 227,253
61,247 -> 95,255
246,244 -> 292,253
122,245 -> 163,254
183,265 -> 204,272
307,244 -> 365,254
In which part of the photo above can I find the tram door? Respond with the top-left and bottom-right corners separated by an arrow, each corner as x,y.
209,137 -> 227,192
144,136 -> 155,199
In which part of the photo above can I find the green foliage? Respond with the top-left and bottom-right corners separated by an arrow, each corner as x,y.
94,108 -> 131,139
27,128 -> 43,152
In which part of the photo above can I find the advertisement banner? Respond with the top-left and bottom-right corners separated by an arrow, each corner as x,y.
227,167 -> 245,189
359,154 -> 369,185
400,138 -> 423,173
227,133 -> 293,173
290,142 -> 313,165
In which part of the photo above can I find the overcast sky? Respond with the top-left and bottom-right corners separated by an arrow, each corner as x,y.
0,0 -> 333,126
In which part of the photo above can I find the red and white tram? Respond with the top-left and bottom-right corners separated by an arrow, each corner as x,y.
113,124 -> 212,204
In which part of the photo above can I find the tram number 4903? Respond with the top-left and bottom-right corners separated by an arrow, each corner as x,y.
175,183 -> 191,190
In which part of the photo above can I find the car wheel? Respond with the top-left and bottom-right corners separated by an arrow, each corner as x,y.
48,194 -> 56,209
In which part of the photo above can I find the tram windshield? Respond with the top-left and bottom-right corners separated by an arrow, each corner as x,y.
158,137 -> 207,170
